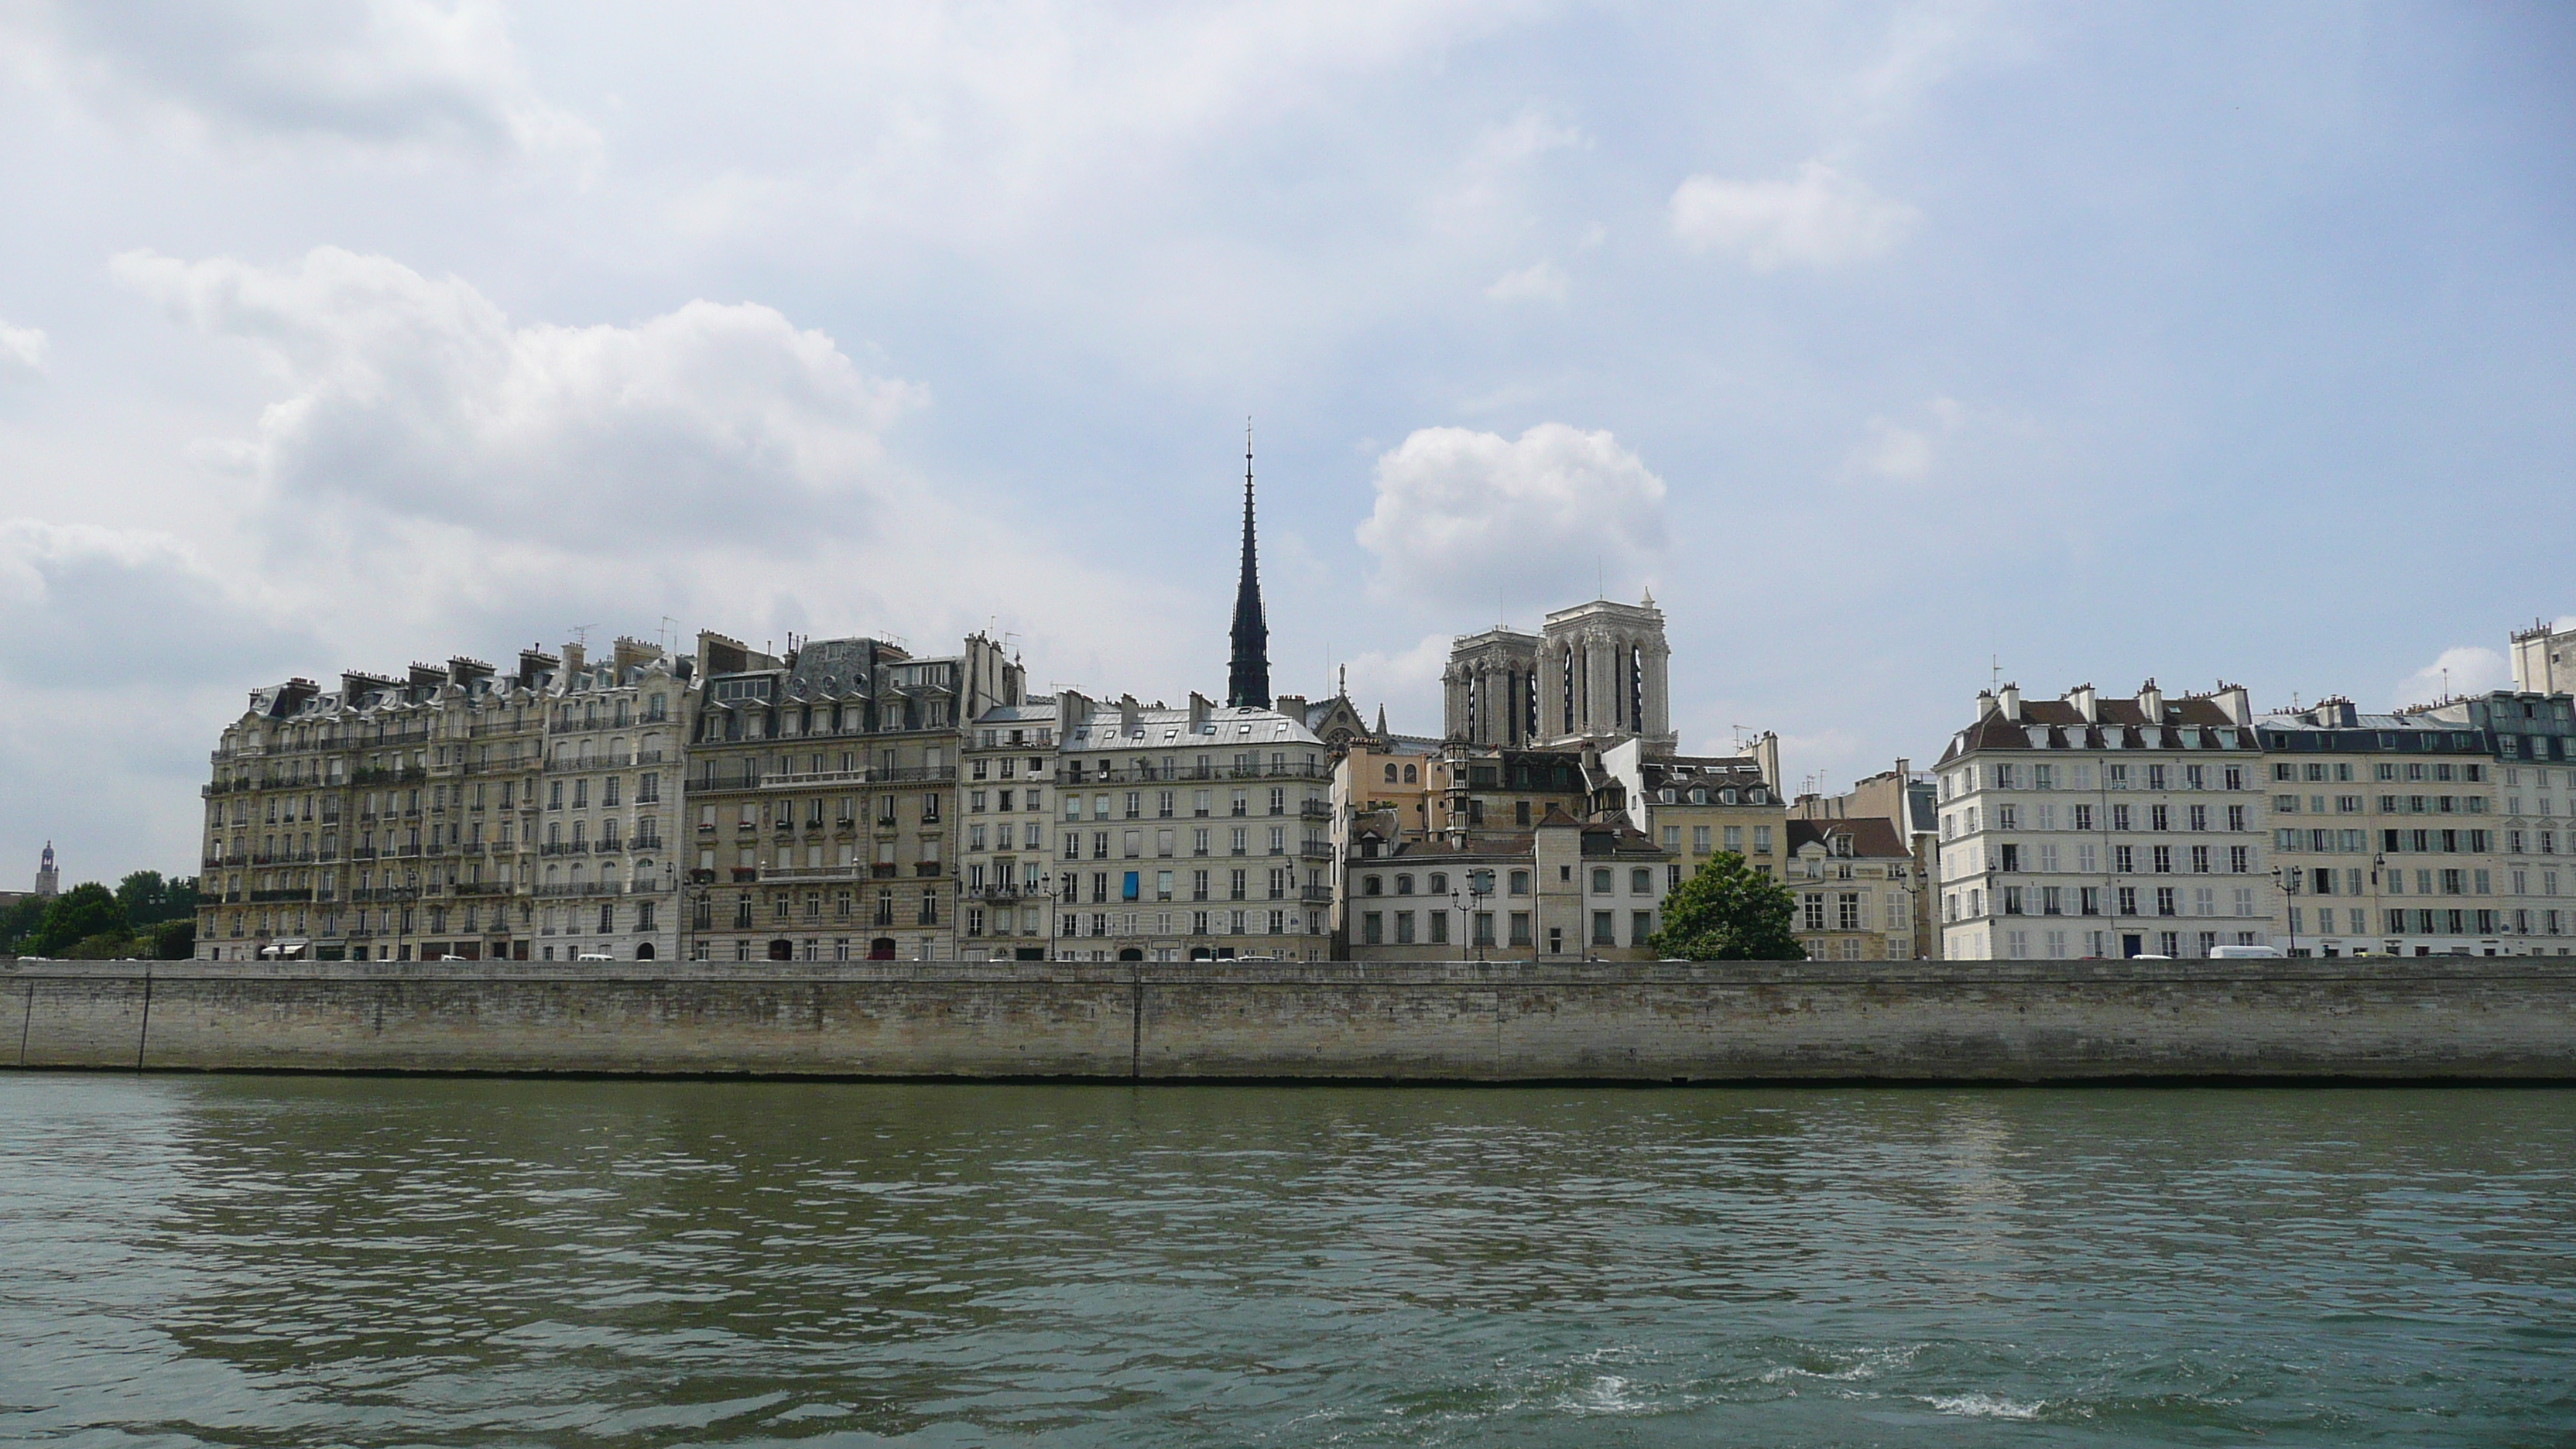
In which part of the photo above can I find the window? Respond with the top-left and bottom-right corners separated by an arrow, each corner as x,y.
1591,910 -> 1615,946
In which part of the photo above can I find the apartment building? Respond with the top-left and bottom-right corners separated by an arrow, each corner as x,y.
531,639 -> 687,962
680,632 -> 1016,963
1601,737 -> 1787,888
1796,759 -> 1943,958
1345,809 -> 1671,961
1783,817 -> 1918,961
198,653 -> 558,962
958,700 -> 1060,961
1937,681 -> 2273,961
1052,694 -> 1331,961
2411,686 -> 2576,954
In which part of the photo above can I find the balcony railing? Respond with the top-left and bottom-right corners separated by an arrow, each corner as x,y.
763,865 -> 865,882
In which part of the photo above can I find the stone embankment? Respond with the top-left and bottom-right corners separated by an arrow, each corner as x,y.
4,957 -> 2571,1081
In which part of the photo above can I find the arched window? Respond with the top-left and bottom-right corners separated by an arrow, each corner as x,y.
1384,763 -> 1398,783
1396,875 -> 1414,896
1403,764 -> 1416,783
1428,872 -> 1448,894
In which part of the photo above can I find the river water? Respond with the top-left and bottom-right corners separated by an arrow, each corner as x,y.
0,1075 -> 2568,1447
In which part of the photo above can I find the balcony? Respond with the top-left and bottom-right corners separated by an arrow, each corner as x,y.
1299,885 -> 1334,903
248,889 -> 313,903
765,864 -> 865,882
1297,841 -> 1334,860
759,764 -> 957,789
533,882 -> 627,898
539,842 -> 591,856
1300,800 -> 1334,820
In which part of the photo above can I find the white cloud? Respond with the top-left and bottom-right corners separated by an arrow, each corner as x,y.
5,0 -> 594,159
0,320 -> 46,375
0,519 -> 310,683
1485,260 -> 1567,304
1670,160 -> 1918,269
1849,396 -> 1965,481
1357,423 -> 1667,608
112,246 -> 927,538
2394,646 -> 2509,707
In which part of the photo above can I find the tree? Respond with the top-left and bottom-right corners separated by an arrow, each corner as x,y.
147,917 -> 197,960
116,871 -> 167,925
32,883 -> 126,957
0,895 -> 46,954
1649,851 -> 1805,961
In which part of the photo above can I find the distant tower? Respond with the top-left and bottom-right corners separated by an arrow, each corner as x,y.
35,841 -> 57,898
1227,421 -> 1272,709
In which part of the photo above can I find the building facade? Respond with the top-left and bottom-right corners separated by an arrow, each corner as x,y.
1052,694 -> 1331,961
1346,809 -> 1671,961
1602,738 -> 1787,889
958,699 -> 1061,961
1783,817 -> 1919,961
1937,681 -> 2274,961
198,653 -> 561,962
532,639 -> 687,962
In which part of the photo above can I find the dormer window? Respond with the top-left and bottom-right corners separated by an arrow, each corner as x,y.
1719,789 -> 1738,805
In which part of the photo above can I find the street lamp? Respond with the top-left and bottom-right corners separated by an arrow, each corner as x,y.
2270,865 -> 2298,957
1450,868 -> 1494,962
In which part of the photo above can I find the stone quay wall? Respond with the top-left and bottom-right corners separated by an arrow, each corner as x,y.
4,957 -> 2572,1081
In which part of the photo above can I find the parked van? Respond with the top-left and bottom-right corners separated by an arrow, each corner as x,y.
2208,944 -> 2284,959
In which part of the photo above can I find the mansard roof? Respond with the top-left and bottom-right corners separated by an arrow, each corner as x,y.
1786,817 -> 1909,861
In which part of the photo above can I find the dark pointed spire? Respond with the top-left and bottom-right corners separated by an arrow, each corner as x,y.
1228,419 -> 1271,708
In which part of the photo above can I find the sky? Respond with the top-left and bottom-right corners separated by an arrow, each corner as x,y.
1,1 -> 2571,886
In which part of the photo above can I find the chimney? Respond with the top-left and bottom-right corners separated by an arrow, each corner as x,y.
2138,678 -> 2163,721
515,649 -> 557,691
1754,731 -> 1782,796
1188,691 -> 1212,730
1975,689 -> 1998,720
1998,683 -> 2022,721
1118,694 -> 1141,734
560,641 -> 586,677
447,656 -> 494,690
2213,683 -> 2253,728
2069,683 -> 2098,723
1057,689 -> 1093,736
611,636 -> 653,678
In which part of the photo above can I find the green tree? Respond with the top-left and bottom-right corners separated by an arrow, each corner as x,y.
146,916 -> 197,960
0,895 -> 46,954
116,870 -> 168,925
32,883 -> 126,957
1649,851 -> 1805,961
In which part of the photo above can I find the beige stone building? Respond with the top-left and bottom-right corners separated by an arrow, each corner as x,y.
957,699 -> 1060,961
1347,808 -> 1670,961
533,639 -> 688,961
1784,817 -> 1920,961
198,653 -> 557,962
681,631 -> 1017,963
1601,737 -> 1786,889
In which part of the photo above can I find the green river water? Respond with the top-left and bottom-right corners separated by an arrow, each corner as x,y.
0,1074 -> 2569,1447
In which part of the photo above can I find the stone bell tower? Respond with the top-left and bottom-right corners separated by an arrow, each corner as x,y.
35,841 -> 58,898
1536,594 -> 1675,752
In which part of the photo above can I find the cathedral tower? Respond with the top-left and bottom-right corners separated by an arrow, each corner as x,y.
35,841 -> 58,898
1227,423 -> 1271,708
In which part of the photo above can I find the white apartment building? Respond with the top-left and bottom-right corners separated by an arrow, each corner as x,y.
1937,681 -> 2273,961
1052,692 -> 1332,961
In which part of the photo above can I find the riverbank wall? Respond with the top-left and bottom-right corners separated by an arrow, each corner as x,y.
5,957 -> 2572,1081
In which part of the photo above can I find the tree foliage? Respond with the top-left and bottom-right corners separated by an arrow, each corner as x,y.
32,883 -> 125,957
1,875 -> 201,958
1649,851 -> 1806,961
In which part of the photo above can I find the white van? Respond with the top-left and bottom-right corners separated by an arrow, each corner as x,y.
2208,944 -> 2284,959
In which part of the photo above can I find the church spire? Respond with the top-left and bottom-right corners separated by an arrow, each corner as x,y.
1228,419 -> 1271,708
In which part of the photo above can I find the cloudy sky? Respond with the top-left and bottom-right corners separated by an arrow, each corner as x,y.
2,1 -> 2571,885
